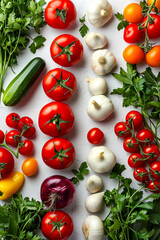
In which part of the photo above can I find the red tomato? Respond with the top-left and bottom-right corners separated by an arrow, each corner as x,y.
18,117 -> 36,139
38,102 -> 74,137
41,210 -> 73,240
128,153 -> 146,168
42,138 -> 75,169
0,130 -> 4,144
6,113 -> 20,128
114,122 -> 131,138
136,129 -> 154,146
50,34 -> 83,67
147,180 -> 160,193
87,128 -> 104,144
45,0 -> 77,29
6,130 -> 21,147
133,167 -> 149,182
18,116 -> 33,128
125,110 -> 143,130
146,45 -> 160,67
150,161 -> 160,180
123,24 -> 144,43
143,144 -> 160,163
43,68 -> 76,102
18,140 -> 34,156
142,14 -> 160,39
0,147 -> 14,179
123,137 -> 140,153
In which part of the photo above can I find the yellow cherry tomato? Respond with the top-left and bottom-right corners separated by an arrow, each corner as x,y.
123,45 -> 145,64
123,3 -> 143,23
147,0 -> 160,11
22,158 -> 38,176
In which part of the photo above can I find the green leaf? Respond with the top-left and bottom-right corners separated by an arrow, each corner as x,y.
8,11 -> 15,25
72,162 -> 89,185
115,12 -> 124,21
110,163 -> 126,179
79,15 -> 89,37
112,72 -> 132,85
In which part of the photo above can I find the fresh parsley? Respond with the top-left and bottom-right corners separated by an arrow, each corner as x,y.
115,12 -> 129,30
72,162 -> 89,184
79,15 -> 89,38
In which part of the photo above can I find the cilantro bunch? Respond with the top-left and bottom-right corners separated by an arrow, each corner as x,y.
0,0 -> 46,100
103,164 -> 160,240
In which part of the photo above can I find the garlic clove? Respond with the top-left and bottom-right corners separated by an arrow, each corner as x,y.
87,76 -> 107,96
86,175 -> 103,193
85,32 -> 107,50
85,192 -> 104,213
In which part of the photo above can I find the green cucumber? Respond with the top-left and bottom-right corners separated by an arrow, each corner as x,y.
3,57 -> 45,106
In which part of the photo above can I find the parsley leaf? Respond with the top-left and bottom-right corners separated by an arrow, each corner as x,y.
115,12 -> 129,30
79,15 -> 89,38
72,162 -> 89,184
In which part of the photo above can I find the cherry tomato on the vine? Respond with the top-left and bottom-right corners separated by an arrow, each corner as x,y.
43,68 -> 76,102
150,161 -> 160,180
147,0 -> 160,11
143,144 -> 160,163
41,210 -> 73,240
50,34 -> 83,67
42,138 -> 75,169
6,130 -> 21,147
146,45 -> 160,67
128,153 -> 146,168
123,137 -> 140,153
123,3 -> 143,23
123,45 -> 145,64
18,117 -> 36,139
126,111 -> 143,130
18,140 -> 34,156
114,122 -> 131,138
136,129 -> 154,146
22,158 -> 38,176
6,113 -> 20,129
147,180 -> 160,193
87,128 -> 104,144
0,147 -> 14,179
0,130 -> 4,144
133,167 -> 149,182
142,14 -> 160,39
45,0 -> 77,29
123,24 -> 144,43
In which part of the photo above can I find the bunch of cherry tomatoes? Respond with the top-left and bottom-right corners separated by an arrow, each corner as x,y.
114,110 -> 160,193
122,0 -> 160,67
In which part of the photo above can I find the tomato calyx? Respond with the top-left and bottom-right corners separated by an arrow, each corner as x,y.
53,40 -> 77,62
48,217 -> 66,236
49,69 -> 72,94
56,8 -> 67,23
0,163 -> 7,179
48,142 -> 72,164
11,114 -> 20,123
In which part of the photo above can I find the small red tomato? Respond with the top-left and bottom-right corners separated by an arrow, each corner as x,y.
142,14 -> 160,39
0,147 -> 14,179
114,122 -> 131,138
18,117 -> 36,139
133,167 -> 149,182
150,161 -> 160,180
0,130 -> 4,144
18,116 -> 33,129
18,140 -> 34,156
6,130 -> 21,147
6,113 -> 20,128
128,153 -> 146,168
126,110 -> 143,130
123,137 -> 140,153
136,129 -> 154,146
87,128 -> 104,144
123,23 -> 144,43
143,144 -> 160,163
23,124 -> 36,139
147,180 -> 160,193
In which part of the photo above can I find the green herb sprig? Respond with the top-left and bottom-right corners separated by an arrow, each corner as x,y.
72,162 -> 89,184
79,15 -> 89,38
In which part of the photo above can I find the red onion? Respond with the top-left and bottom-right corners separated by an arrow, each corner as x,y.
40,175 -> 76,209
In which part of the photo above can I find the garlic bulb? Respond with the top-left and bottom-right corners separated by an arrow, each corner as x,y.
85,32 -> 107,50
85,192 -> 104,213
91,49 -> 116,76
87,95 -> 114,121
87,76 -> 107,95
86,175 -> 103,193
82,215 -> 104,240
87,0 -> 112,27
87,146 -> 116,173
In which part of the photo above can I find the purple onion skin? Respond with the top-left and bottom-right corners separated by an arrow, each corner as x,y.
40,175 -> 76,209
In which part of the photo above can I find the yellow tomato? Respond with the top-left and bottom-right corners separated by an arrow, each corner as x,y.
123,3 -> 143,23
147,0 -> 160,11
22,158 -> 38,176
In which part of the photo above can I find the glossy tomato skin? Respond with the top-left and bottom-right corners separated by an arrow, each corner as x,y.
136,129 -> 154,146
114,122 -> 131,138
6,130 -> 21,147
50,34 -> 83,67
123,24 -> 144,43
18,140 -> 34,156
123,45 -> 145,64
126,111 -> 143,130
6,113 -> 20,128
18,117 -> 36,139
150,161 -> 160,180
41,210 -> 73,240
43,68 -> 76,102
142,14 -> 160,39
147,180 -> 160,193
45,0 -> 77,29
128,153 -> 146,168
42,138 -> 75,169
0,147 -> 14,179
87,128 -> 104,144
22,158 -> 38,176
18,117 -> 33,129
39,102 -> 74,137
133,167 -> 149,182
123,3 -> 143,23
123,137 -> 140,153
143,144 -> 160,163
0,130 -> 4,144
146,45 -> 160,67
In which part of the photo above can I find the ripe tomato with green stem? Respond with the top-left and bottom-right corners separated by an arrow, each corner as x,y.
123,24 -> 144,43
136,129 -> 154,147
18,116 -> 36,139
126,110 -> 143,130
150,161 -> 160,180
18,140 -> 34,156
6,130 -> 21,147
0,130 -> 4,143
143,144 -> 160,163
6,113 -> 20,128
128,153 -> 146,168
41,210 -> 73,240
123,137 -> 140,153
42,138 -> 75,169
0,147 -> 14,179
114,122 -> 131,138
142,14 -> 160,39
133,167 -> 149,182
147,180 -> 160,193
43,68 -> 76,102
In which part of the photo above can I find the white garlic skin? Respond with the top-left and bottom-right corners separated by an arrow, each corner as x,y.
87,0 -> 113,27
82,215 -> 104,240
85,192 -> 104,213
85,32 -> 107,50
87,77 -> 107,96
91,49 -> 116,76
86,175 -> 103,193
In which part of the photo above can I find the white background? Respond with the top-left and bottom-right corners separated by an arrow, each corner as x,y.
0,0 -> 157,239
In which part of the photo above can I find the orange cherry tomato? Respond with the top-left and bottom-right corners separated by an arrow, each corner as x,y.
147,0 -> 160,12
146,45 -> 160,67
123,3 -> 143,23
123,45 -> 145,64
22,158 -> 38,176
